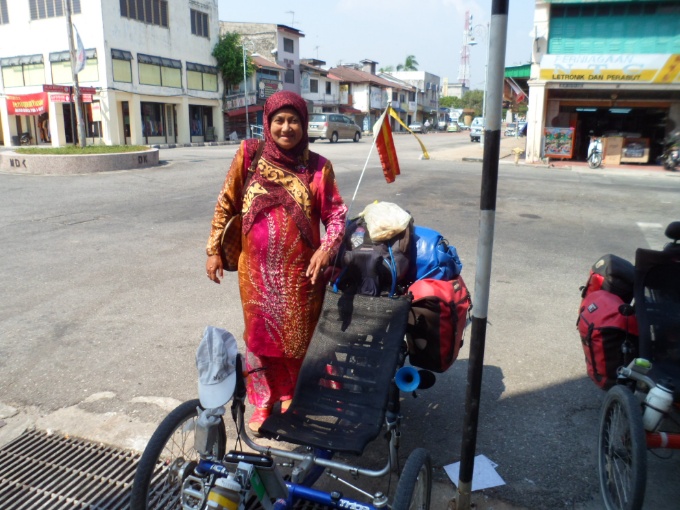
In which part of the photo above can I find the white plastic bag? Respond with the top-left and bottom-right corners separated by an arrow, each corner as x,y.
360,202 -> 411,242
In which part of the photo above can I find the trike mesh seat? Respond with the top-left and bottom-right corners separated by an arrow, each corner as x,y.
259,288 -> 411,455
634,248 -> 680,400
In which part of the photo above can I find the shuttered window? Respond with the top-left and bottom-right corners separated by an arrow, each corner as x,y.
549,1 -> 680,54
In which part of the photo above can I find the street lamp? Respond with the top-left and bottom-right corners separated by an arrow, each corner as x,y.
469,22 -> 490,144
242,39 -> 255,139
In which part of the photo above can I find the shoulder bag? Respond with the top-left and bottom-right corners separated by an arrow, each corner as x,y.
220,140 -> 264,271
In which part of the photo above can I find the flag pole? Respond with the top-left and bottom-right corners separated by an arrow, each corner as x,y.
65,0 -> 86,147
456,0 -> 508,508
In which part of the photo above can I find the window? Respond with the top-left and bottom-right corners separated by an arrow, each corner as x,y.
190,9 -> 208,38
284,68 -> 294,84
310,79 -> 318,93
50,49 -> 98,84
1,0 -> 9,24
187,62 -> 218,92
120,0 -> 167,27
391,91 -> 397,101
141,101 -> 164,137
111,49 -> 133,83
138,53 -> 181,87
283,38 -> 294,53
0,54 -> 45,87
325,81 -> 331,94
30,0 -> 79,19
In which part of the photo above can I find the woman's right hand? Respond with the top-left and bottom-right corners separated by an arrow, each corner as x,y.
206,255 -> 223,284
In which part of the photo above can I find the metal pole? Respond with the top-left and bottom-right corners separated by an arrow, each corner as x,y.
65,0 -> 86,147
480,22 -> 490,146
456,1 -> 508,509
242,44 -> 249,139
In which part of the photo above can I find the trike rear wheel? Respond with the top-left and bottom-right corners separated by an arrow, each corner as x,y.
393,448 -> 432,510
598,385 -> 647,510
130,399 -> 226,510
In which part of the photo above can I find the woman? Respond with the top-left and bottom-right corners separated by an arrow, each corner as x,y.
205,91 -> 347,432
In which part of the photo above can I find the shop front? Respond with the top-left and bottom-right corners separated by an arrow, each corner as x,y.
526,54 -> 680,165
3,91 -> 49,146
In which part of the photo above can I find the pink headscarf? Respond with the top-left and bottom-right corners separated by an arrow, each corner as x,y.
262,91 -> 309,170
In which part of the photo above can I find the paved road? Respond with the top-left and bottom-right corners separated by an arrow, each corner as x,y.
1,132 -> 680,509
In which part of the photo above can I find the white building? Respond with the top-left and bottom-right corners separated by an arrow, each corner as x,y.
300,59 -> 341,114
0,0 -> 223,147
388,71 -> 442,125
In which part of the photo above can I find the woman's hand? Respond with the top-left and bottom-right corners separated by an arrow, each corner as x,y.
206,255 -> 223,284
306,249 -> 330,286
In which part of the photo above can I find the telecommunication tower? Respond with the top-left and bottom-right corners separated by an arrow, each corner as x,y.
457,11 -> 473,88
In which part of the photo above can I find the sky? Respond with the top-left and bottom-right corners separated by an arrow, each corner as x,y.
216,0 -> 536,90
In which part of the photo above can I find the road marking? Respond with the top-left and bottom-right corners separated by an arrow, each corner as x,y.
637,222 -> 664,250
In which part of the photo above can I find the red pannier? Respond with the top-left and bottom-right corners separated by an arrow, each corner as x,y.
581,254 -> 635,304
407,276 -> 472,373
577,290 -> 638,389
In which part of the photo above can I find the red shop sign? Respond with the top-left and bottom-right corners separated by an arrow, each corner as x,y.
6,92 -> 48,116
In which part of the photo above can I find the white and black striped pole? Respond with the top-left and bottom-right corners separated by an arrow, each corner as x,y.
456,1 -> 508,509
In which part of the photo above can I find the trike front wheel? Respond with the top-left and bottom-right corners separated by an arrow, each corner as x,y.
130,399 -> 226,510
393,448 -> 432,510
598,385 -> 647,510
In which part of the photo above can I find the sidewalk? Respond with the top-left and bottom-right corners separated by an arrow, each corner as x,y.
450,134 -> 674,176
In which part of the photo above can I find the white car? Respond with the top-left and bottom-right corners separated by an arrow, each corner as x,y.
469,117 -> 484,142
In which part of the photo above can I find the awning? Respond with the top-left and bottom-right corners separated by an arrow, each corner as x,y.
1,54 -> 43,67
226,105 -> 264,117
49,49 -> 96,62
392,107 -> 407,113
339,106 -> 362,115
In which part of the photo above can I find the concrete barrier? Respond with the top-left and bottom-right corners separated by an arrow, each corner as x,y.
0,149 -> 159,175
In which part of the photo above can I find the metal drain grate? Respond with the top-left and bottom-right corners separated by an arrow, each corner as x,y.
0,429 -> 138,509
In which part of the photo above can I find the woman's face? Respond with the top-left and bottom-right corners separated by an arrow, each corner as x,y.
270,107 -> 303,150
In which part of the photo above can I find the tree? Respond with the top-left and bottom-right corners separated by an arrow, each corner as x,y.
461,90 -> 485,116
212,32 -> 254,93
379,65 -> 394,73
396,55 -> 418,71
440,96 -> 463,109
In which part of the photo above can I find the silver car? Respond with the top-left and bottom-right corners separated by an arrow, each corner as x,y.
308,113 -> 361,143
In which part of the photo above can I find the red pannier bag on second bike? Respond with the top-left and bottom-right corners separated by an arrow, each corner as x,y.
580,254 -> 635,304
407,276 -> 472,373
577,290 -> 639,390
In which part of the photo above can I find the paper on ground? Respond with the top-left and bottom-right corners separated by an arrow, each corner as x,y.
444,454 -> 506,491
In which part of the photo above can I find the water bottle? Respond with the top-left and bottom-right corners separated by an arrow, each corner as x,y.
206,475 -> 241,510
350,226 -> 366,248
642,382 -> 674,432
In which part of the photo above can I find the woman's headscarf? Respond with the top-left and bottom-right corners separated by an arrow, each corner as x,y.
262,91 -> 309,170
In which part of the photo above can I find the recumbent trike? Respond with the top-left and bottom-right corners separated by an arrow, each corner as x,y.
598,221 -> 680,510
130,288 -> 434,510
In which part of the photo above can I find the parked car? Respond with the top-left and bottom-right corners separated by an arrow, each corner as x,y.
447,123 -> 460,133
458,119 -> 469,131
437,120 -> 448,131
504,123 -> 517,137
408,122 -> 424,133
470,117 -> 484,142
308,113 -> 361,143
518,122 -> 527,137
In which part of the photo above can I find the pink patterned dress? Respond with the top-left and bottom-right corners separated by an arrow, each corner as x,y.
207,140 -> 347,407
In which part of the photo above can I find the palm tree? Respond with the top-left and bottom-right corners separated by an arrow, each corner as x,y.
396,55 -> 418,71
379,65 -> 395,73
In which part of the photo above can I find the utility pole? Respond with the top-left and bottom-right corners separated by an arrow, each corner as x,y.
65,0 -> 85,147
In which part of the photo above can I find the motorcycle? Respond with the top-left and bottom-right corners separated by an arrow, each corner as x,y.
587,134 -> 603,169
20,132 -> 32,146
660,130 -> 680,171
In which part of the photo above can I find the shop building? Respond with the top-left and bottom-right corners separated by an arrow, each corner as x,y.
0,0 -> 223,147
526,0 -> 680,165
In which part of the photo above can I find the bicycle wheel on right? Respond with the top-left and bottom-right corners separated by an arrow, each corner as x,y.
598,385 -> 647,510
392,448 -> 432,510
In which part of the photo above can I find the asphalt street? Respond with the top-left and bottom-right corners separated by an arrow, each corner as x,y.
1,132 -> 680,509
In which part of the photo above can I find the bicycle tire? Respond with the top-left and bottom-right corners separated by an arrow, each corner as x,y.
598,385 -> 647,510
589,153 -> 603,169
130,399 -> 226,510
392,448 -> 432,510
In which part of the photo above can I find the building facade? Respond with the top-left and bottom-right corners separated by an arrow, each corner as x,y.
218,22 -> 303,137
526,0 -> 680,164
389,71 -> 442,126
0,0 -> 223,147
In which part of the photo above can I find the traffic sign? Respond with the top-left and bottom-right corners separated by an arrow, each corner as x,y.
43,84 -> 71,93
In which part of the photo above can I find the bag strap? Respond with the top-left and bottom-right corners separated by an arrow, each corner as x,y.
239,140 -> 264,211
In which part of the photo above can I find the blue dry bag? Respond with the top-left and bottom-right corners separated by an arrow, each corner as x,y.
411,226 -> 463,282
